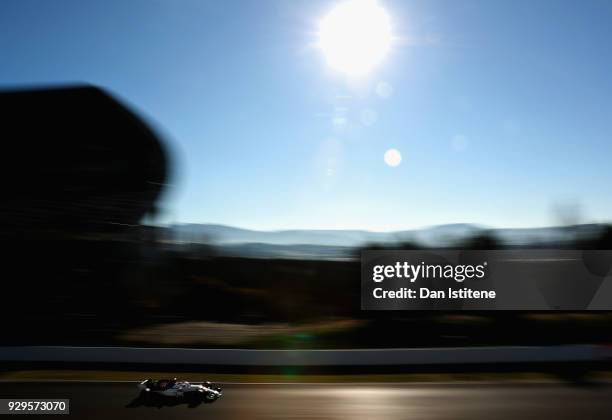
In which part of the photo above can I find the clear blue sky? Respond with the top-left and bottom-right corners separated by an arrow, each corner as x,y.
2,0 -> 612,231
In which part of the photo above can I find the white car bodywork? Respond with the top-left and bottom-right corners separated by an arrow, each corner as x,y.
137,379 -> 222,401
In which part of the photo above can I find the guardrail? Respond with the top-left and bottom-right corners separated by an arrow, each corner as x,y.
0,345 -> 606,366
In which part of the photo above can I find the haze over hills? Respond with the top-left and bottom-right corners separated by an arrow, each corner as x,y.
168,223 -> 605,259
171,223 -> 484,247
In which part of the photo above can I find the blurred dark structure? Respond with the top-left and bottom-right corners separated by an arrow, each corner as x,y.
0,85 -> 169,339
0,85 -> 166,232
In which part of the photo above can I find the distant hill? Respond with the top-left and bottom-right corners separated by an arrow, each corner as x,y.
171,223 -> 605,248
172,223 -> 393,247
170,222 -> 485,247
166,223 -> 607,259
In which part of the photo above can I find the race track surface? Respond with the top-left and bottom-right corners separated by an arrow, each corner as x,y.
1,381 -> 611,419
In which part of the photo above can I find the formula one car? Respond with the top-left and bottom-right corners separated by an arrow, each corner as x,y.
137,378 -> 223,402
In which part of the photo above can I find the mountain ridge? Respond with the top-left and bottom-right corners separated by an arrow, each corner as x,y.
170,222 -> 602,247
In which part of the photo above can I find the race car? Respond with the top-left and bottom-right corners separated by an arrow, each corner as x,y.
137,378 -> 223,402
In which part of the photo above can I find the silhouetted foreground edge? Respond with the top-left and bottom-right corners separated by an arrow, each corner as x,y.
0,85 -> 169,326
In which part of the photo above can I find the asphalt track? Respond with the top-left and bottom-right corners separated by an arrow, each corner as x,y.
1,381 -> 611,419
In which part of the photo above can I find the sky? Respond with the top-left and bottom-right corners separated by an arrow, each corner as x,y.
2,0 -> 612,231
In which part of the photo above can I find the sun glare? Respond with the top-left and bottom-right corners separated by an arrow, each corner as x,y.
318,0 -> 392,77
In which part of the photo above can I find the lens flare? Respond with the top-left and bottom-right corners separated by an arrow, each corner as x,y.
384,148 -> 401,167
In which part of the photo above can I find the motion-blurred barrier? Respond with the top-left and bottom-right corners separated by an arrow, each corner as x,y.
0,345 -> 605,366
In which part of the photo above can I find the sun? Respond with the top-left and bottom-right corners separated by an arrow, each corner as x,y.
318,0 -> 392,77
